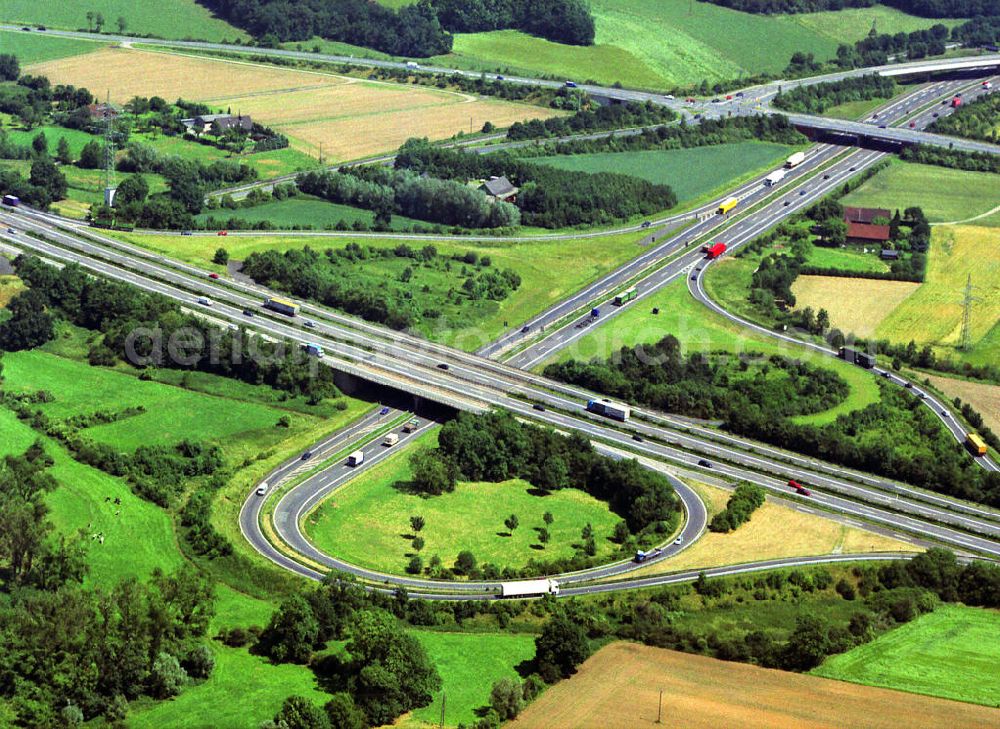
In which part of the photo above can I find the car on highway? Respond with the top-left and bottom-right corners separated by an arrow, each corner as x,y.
301,450 -> 313,460
849,166 -> 856,171
674,536 -> 684,545
217,230 -> 228,236
632,434 -> 644,442
909,121 -> 916,128
304,320 -> 316,328
799,189 -> 807,195
698,459 -> 712,468
437,363 -> 450,370
532,403 -> 546,412
181,230 -> 193,236
690,274 -> 697,280
21,27 -> 30,31
641,221 -> 651,228
208,273 -> 219,279
242,308 -> 254,317
783,200 -> 791,206
496,75 -> 504,80
197,296 -> 212,306
823,173 -> 830,179
6,227 -> 14,234
256,482 -> 268,496
564,81 -> 577,88
878,124 -> 887,128
942,410 -> 949,417
664,94 -> 674,100
380,406 -> 390,415
905,382 -> 913,389
37,25 -> 46,31
933,112 -> 939,117
521,325 -> 531,333
685,97 -> 696,103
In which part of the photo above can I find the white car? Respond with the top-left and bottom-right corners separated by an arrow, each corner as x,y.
256,482 -> 268,496
664,94 -> 675,100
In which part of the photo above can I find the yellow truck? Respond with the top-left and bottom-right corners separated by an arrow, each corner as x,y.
966,432 -> 988,456
717,197 -> 738,215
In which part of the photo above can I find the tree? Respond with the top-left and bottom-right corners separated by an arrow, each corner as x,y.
408,448 -> 456,495
212,247 -> 230,265
406,555 -> 423,575
489,677 -> 523,721
0,290 -> 55,351
781,614 -> 830,671
324,692 -> 366,729
504,514 -> 519,536
95,12 -> 106,32
77,140 -> 104,169
274,695 -> 330,729
543,511 -> 554,526
182,645 -> 215,679
0,53 -> 19,82
114,174 -> 149,206
86,11 -> 95,31
412,536 -> 425,552
257,594 -> 320,664
32,132 -> 48,156
816,309 -> 830,334
117,16 -> 127,33
454,550 -> 476,575
56,137 -> 73,165
537,528 -> 550,547
149,652 -> 187,699
581,523 -> 593,540
534,615 -> 589,682
29,156 -> 68,202
409,515 -> 425,534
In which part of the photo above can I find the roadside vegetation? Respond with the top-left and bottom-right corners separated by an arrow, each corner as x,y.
773,74 -> 897,114
927,87 -> 1000,142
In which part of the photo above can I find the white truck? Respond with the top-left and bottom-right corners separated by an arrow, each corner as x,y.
384,433 -> 399,447
785,151 -> 806,168
586,398 -> 631,422
499,579 -> 560,598
347,450 -> 364,467
764,169 -> 787,186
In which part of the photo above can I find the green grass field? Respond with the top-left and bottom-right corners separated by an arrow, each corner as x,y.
116,228 -> 652,350
431,2 -> 953,89
0,30 -> 100,64
805,245 -> 890,273
812,604 -> 1000,706
534,142 -> 795,205
551,276 -> 882,425
0,2 -> 243,42
411,631 -> 538,727
303,429 -> 622,575
198,195 -> 425,231
842,161 -> 1000,226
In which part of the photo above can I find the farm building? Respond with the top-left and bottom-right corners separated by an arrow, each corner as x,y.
479,175 -> 519,202
844,206 -> 890,224
86,102 -> 118,120
846,221 -> 890,245
880,249 -> 900,260
183,113 -> 253,136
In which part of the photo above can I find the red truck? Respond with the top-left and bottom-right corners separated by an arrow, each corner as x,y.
702,242 -> 727,259
788,479 -> 811,496
952,96 -> 962,108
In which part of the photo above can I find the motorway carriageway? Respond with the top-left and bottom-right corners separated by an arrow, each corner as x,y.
5,214 -> 1000,563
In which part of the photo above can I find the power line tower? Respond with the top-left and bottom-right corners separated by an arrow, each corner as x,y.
101,91 -> 118,207
959,273 -> 980,351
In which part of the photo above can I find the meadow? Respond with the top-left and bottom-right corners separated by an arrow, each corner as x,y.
0,1 -> 244,42
791,275 -> 920,338
841,161 -> 1000,226
198,196 -> 424,231
550,276 -> 882,425
533,142 -> 796,206
812,604 -> 1000,706
303,429 -> 622,575
431,1 -> 955,89
0,30 -> 101,64
515,642 -> 999,729
29,47 -> 562,162
118,228 -> 653,349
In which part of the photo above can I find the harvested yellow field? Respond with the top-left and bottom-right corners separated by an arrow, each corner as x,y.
28,47 -> 562,162
791,275 -> 919,338
28,48 -> 349,104
926,374 -> 1000,435
875,225 -> 1000,356
512,642 -> 1000,729
633,480 -> 916,577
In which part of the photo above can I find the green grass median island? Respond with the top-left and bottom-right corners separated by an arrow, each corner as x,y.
303,429 -> 622,575
533,143 -> 796,206
812,604 -> 1000,706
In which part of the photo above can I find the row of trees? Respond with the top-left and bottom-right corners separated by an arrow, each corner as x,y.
506,100 -> 676,141
699,0 -> 990,17
900,143 -> 1000,174
544,335 -> 850,422
410,410 -> 680,538
433,0 -> 595,45
708,482 -> 766,533
394,138 -> 677,228
773,74 -> 897,114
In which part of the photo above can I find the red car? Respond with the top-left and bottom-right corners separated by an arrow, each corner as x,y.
685,97 -> 696,103
725,94 -> 733,100
217,230 -> 228,236
788,479 -> 811,496
208,273 -> 220,280
909,121 -> 916,128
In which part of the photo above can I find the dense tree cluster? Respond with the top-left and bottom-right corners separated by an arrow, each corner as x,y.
545,335 -> 850,422
708,483 -> 766,532
698,0 -> 991,17
900,143 -> 1000,174
411,410 -> 680,536
200,0 -> 453,56
927,91 -> 1000,142
434,0 -> 595,45
773,75 -> 897,114
506,100 -> 676,141
394,139 -> 677,227
12,256 -> 341,400
297,166 -> 521,229
951,15 -> 1000,47
240,243 -> 521,330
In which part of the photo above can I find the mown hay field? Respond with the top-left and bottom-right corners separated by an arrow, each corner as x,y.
29,47 -> 562,161
926,374 -> 1000,435
512,642 -> 1000,729
791,275 -> 920,338
632,479 -> 915,578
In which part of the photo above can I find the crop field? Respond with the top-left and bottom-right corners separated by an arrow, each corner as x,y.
515,642 -> 1000,729
813,605 -> 1000,707
410,631 -> 537,728
874,225 -> 1000,365
634,480 -> 915,578
551,277 -> 882,425
0,1 -> 243,42
925,375 -> 1000,435
117,228 -> 651,349
303,429 -> 621,575
432,1 -> 950,89
841,162 -> 1000,226
29,47 -> 560,161
791,275 -> 920,338
0,30 -> 101,64
198,196 -> 424,231
534,143 -> 795,205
